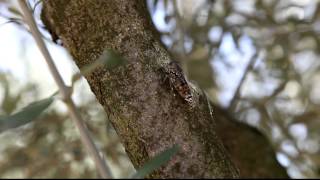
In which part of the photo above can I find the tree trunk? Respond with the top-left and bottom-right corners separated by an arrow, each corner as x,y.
41,0 -> 288,178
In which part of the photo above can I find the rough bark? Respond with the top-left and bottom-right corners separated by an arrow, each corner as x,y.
41,0 -> 238,178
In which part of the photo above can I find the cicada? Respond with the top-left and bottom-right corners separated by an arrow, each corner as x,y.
161,61 -> 195,108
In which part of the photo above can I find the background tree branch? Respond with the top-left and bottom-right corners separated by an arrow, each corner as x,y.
213,105 -> 288,178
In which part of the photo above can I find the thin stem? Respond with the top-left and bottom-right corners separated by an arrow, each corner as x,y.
18,0 -> 112,178
64,98 -> 113,178
172,1 -> 189,75
229,52 -> 259,111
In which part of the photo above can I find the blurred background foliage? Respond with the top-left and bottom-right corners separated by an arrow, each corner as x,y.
0,0 -> 319,178
148,0 -> 320,178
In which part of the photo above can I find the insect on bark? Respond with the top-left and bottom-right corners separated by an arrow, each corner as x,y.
161,61 -> 195,108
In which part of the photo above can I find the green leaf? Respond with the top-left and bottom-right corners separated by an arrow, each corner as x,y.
82,49 -> 126,74
0,92 -> 57,133
103,50 -> 127,70
72,49 -> 127,84
8,6 -> 23,17
131,145 -> 179,179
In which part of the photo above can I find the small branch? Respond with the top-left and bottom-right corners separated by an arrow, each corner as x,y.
172,0 -> 187,56
229,52 -> 259,110
18,0 -> 112,178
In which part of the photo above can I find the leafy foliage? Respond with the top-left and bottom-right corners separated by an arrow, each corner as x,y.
149,0 -> 320,178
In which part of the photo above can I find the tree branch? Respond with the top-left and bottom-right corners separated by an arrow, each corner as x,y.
229,52 -> 259,110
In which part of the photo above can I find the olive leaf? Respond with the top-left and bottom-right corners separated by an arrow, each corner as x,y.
0,92 -> 57,133
131,145 -> 179,179
71,49 -> 127,85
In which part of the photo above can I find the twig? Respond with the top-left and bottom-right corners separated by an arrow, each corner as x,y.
18,0 -> 112,178
229,52 -> 259,110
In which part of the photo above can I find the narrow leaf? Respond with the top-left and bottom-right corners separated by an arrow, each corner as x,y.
72,49 -> 127,84
8,6 -> 23,17
0,92 -> 57,133
131,145 -> 179,179
103,50 -> 127,70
